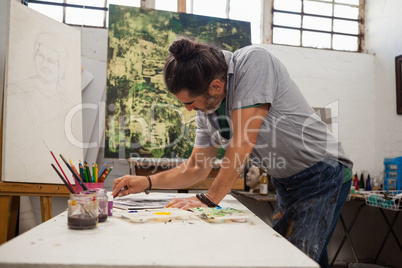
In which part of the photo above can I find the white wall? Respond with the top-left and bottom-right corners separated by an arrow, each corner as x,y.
259,45 -> 376,176
79,27 -> 108,62
365,0 -> 402,173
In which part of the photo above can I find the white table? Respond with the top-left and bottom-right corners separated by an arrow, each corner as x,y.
0,193 -> 319,268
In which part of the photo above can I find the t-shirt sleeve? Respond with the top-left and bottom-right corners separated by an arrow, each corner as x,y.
231,47 -> 279,109
193,112 -> 214,147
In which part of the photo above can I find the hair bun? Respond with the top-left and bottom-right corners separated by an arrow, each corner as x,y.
169,38 -> 197,61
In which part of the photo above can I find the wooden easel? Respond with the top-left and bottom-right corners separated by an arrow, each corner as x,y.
0,182 -> 70,245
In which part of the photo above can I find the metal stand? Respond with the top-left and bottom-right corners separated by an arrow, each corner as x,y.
330,202 -> 366,267
330,201 -> 401,267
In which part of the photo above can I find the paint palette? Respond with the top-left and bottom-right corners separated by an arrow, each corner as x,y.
189,207 -> 249,223
117,208 -> 194,223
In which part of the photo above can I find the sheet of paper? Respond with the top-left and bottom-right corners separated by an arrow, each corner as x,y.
113,198 -> 170,210
116,208 -> 194,223
113,193 -> 177,210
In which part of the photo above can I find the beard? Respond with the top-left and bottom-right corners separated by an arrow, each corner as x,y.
196,91 -> 224,114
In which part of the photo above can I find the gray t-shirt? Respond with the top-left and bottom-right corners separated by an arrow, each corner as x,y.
194,46 -> 353,178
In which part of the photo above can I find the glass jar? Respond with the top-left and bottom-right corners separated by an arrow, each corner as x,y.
96,188 -> 108,222
107,191 -> 113,216
84,188 -> 108,222
67,192 -> 98,230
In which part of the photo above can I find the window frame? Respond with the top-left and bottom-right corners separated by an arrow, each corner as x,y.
271,0 -> 365,52
25,0 -> 365,52
25,0 -> 186,28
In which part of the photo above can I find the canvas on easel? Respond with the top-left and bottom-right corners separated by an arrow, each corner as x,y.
1,0 -> 83,184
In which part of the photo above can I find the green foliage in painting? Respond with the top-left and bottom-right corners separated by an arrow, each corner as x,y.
106,5 -> 251,159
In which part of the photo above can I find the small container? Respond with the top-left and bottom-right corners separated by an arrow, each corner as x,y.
107,192 -> 113,216
67,192 -> 98,230
97,189 -> 108,222
84,188 -> 108,222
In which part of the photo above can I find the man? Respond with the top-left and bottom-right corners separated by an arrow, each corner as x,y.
112,37 -> 353,267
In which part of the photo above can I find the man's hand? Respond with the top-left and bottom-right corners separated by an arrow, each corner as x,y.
166,196 -> 207,210
112,175 -> 149,198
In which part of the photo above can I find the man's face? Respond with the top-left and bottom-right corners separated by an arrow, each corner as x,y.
174,80 -> 225,114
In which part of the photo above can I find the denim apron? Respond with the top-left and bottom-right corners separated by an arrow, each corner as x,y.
271,159 -> 344,263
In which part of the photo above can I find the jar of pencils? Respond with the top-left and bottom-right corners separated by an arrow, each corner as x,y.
67,192 -> 98,230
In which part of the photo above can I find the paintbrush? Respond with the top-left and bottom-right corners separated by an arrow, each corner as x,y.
43,139 -> 74,189
51,164 -> 75,194
51,164 -> 93,217
59,154 -> 88,191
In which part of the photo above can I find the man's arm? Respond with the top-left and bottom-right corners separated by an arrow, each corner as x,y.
167,104 -> 270,209
112,145 -> 219,197
206,103 -> 269,204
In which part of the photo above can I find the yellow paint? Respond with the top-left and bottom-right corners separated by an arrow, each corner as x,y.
154,212 -> 171,215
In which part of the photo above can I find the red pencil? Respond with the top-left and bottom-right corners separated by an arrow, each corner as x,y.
43,139 -> 74,189
98,166 -> 113,182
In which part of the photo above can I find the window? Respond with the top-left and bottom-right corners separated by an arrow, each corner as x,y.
190,0 -> 261,44
27,0 -> 261,44
272,0 -> 364,52
27,0 -> 141,27
27,0 -> 365,51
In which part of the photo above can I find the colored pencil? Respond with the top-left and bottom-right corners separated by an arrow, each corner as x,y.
104,166 -> 113,180
98,166 -> 108,179
98,161 -> 108,180
79,162 -> 85,182
43,139 -> 74,190
84,161 -> 92,182
95,163 -> 98,183
83,167 -> 88,182
98,169 -> 109,183
98,166 -> 113,182
70,159 -> 82,181
92,164 -> 95,183
59,154 -> 88,191
51,164 -> 75,194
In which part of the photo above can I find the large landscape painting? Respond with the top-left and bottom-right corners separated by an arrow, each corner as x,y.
106,5 -> 251,159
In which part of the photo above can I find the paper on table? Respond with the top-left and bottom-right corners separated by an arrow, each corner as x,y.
113,195 -> 172,210
113,197 -> 170,210
115,208 -> 194,223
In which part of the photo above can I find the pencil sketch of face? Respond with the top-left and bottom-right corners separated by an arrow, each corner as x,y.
33,33 -> 66,87
35,44 -> 60,83
2,1 -> 83,185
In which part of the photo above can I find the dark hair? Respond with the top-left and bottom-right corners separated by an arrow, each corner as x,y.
163,37 -> 228,97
